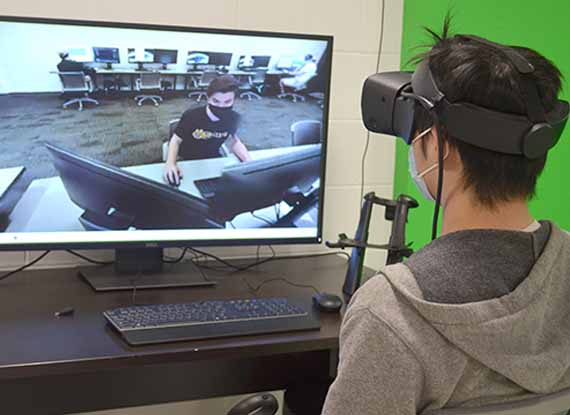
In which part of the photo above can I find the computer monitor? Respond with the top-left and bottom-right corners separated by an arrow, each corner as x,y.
151,49 -> 178,68
187,51 -> 209,65
187,51 -> 232,68
66,47 -> 92,62
93,47 -> 120,68
0,15 -> 332,288
238,55 -> 271,70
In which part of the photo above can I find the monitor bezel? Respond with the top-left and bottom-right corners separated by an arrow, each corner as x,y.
0,15 -> 333,251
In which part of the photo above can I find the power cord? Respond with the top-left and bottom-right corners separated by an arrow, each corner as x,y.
66,249 -> 114,265
0,250 -> 51,282
360,0 -> 387,204
190,247 -> 350,273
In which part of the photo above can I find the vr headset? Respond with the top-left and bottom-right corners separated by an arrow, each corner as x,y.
361,35 -> 569,159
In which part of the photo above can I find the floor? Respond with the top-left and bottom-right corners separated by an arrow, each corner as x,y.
0,93 -> 322,181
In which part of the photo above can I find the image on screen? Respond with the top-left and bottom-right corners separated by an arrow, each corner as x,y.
0,17 -> 331,247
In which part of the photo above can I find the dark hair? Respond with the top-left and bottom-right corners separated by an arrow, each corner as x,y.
411,15 -> 563,207
207,75 -> 239,97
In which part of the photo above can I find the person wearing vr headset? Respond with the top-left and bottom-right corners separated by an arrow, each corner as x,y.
321,19 -> 570,415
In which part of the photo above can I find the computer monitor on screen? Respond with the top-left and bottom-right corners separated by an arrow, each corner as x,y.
209,52 -> 232,68
238,55 -> 271,70
187,51 -> 209,66
127,47 -> 154,70
0,15 -> 332,291
93,47 -> 120,68
67,47 -> 92,63
151,49 -> 178,68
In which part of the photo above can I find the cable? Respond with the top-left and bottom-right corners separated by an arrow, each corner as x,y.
431,114 -> 445,240
190,247 -> 350,273
251,212 -> 274,226
66,249 -> 114,265
162,247 -> 189,264
0,250 -> 51,282
360,134 -> 371,203
360,0 -> 386,204
243,276 -> 321,296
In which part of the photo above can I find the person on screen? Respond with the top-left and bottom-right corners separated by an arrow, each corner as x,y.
163,75 -> 252,185
57,52 -> 98,89
279,54 -> 318,93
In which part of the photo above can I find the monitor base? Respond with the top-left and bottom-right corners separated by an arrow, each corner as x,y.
78,263 -> 217,292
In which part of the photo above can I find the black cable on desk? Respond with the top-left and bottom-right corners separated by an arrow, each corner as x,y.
190,247 -> 350,273
243,276 -> 321,296
66,249 -> 114,265
0,251 -> 51,282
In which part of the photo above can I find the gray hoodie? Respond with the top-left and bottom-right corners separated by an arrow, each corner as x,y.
322,222 -> 570,414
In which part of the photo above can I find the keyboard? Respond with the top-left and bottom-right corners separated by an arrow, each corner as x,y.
104,297 -> 320,346
194,177 -> 220,199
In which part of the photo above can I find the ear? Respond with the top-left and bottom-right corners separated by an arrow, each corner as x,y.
425,128 -> 452,160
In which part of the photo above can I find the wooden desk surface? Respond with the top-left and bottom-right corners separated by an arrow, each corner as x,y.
0,254 -> 348,381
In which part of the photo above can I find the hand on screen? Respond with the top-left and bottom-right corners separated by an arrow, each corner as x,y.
164,163 -> 183,186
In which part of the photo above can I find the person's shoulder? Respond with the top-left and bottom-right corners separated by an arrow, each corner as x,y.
181,105 -> 207,120
349,264 -> 410,314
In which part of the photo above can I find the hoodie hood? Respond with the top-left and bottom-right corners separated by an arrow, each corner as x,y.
382,223 -> 570,393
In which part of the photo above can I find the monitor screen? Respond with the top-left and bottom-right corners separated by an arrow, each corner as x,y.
93,47 -> 120,63
238,55 -> 271,69
187,51 -> 232,67
151,48 -> 178,64
127,47 -> 154,63
0,16 -> 332,250
66,47 -> 93,62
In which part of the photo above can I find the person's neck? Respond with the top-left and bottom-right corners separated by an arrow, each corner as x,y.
441,192 -> 534,236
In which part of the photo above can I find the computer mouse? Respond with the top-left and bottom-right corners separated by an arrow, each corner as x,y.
166,175 -> 181,187
227,393 -> 278,415
312,292 -> 343,313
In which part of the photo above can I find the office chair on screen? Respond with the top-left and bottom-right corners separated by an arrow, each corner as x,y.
238,70 -> 265,100
58,72 -> 99,111
134,72 -> 163,106
188,70 -> 217,102
290,120 -> 322,146
277,73 -> 317,103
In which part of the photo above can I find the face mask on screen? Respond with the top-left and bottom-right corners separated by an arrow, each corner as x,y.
208,104 -> 234,119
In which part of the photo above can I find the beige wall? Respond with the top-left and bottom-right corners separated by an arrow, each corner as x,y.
0,0 -> 403,413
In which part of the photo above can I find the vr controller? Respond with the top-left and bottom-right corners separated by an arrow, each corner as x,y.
361,35 -> 569,159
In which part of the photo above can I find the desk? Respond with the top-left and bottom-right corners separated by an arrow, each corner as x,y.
93,69 -> 215,91
0,255 -> 348,414
7,146 -> 316,232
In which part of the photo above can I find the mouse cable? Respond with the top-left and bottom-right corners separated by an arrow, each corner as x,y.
0,250 -> 51,282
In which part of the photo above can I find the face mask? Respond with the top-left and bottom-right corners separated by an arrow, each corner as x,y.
208,104 -> 233,119
408,127 -> 437,202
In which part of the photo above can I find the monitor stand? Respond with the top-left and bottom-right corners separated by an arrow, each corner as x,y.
106,62 -> 113,69
78,247 -> 217,292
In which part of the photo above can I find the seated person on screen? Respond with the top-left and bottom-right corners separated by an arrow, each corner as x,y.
163,75 -> 252,185
57,52 -> 98,89
279,54 -> 317,93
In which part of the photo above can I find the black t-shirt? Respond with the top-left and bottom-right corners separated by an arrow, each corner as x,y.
174,106 -> 240,160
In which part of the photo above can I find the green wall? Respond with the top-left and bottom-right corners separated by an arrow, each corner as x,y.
395,0 -> 570,249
